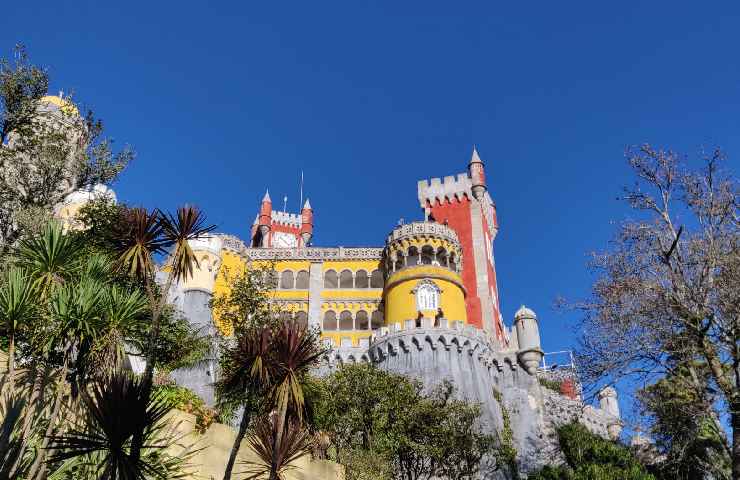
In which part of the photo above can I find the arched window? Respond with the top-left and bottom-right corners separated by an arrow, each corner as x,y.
415,281 -> 440,310
436,248 -> 448,268
323,311 -> 337,331
356,310 -> 369,330
421,245 -> 435,265
295,311 -> 308,328
355,270 -> 369,288
280,271 -> 294,289
370,270 -> 383,288
394,252 -> 404,271
339,270 -> 353,289
339,310 -> 353,330
407,246 -> 419,266
371,310 -> 384,330
449,254 -> 457,272
295,270 -> 309,289
324,270 -> 338,288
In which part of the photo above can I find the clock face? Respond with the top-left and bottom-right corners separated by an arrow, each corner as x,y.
273,232 -> 298,248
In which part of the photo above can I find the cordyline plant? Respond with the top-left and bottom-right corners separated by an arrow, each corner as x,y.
109,205 -> 215,459
217,319 -> 327,480
48,370 -> 194,480
572,146 -> 739,478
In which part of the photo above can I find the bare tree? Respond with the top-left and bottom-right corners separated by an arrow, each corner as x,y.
574,145 -> 739,477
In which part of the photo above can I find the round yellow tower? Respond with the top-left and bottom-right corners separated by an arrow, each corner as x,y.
382,222 -> 467,326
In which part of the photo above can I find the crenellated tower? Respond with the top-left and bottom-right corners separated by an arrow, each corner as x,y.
382,222 -> 467,327
417,147 -> 505,344
250,191 -> 313,248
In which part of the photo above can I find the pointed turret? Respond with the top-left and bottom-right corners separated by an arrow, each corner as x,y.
468,146 -> 487,201
300,198 -> 313,246
258,189 -> 272,247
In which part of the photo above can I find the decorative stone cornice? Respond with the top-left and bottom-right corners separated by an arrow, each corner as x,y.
385,221 -> 460,247
218,234 -> 383,261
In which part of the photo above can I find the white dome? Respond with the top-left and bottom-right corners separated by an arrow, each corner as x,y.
63,183 -> 117,206
514,305 -> 537,320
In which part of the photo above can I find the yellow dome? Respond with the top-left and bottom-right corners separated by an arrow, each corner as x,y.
40,95 -> 80,117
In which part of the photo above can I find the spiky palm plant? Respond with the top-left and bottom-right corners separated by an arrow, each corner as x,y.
0,268 -> 38,396
113,205 -> 214,463
269,321 -> 325,425
217,326 -> 273,480
160,206 -> 216,284
88,284 -> 148,377
241,414 -> 314,480
219,322 -> 325,480
15,221 -> 82,295
48,370 -> 189,480
113,208 -> 168,281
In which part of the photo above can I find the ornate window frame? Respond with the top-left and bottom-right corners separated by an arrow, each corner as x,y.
412,279 -> 442,311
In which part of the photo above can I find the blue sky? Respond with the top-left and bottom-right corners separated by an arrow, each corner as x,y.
3,2 -> 739,391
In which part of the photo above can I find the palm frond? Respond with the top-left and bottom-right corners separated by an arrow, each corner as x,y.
269,322 -> 325,423
240,414 -> 313,480
113,208 -> 169,281
0,267 -> 37,335
215,326 -> 273,404
47,371 -> 183,480
160,206 -> 216,283
15,221 -> 82,294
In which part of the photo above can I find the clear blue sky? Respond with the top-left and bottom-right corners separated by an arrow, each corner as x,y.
3,2 -> 739,363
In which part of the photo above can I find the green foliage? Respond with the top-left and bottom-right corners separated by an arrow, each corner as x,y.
314,363 -> 497,480
637,362 -> 731,480
492,387 -> 519,479
210,262 -> 280,335
538,377 -> 562,393
529,423 -> 655,480
0,46 -> 132,254
152,382 -> 218,434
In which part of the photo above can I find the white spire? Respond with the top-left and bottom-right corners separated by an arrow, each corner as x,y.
262,189 -> 271,202
470,145 -> 483,165
303,198 -> 312,210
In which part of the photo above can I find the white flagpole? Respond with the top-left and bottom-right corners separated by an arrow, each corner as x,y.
299,170 -> 304,209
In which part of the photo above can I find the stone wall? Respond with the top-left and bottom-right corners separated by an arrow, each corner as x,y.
167,410 -> 344,480
367,322 -> 551,476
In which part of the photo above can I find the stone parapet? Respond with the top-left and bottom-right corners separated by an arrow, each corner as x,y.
385,221 -> 460,247
542,389 -> 622,440
218,234 -> 383,261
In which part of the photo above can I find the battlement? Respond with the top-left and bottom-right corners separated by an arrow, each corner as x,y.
271,210 -> 301,227
417,172 -> 472,208
385,221 -> 460,247
368,318 -> 520,371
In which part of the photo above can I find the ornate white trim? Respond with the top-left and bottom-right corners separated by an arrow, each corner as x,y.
386,221 -> 460,246
218,235 -> 383,260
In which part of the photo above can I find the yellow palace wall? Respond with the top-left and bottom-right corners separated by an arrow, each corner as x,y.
211,250 -> 382,346
384,265 -> 467,324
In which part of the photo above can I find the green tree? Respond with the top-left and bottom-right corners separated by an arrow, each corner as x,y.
0,45 -> 132,255
528,423 -> 655,480
637,362 -> 731,479
314,363 -> 497,480
572,147 -> 739,477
